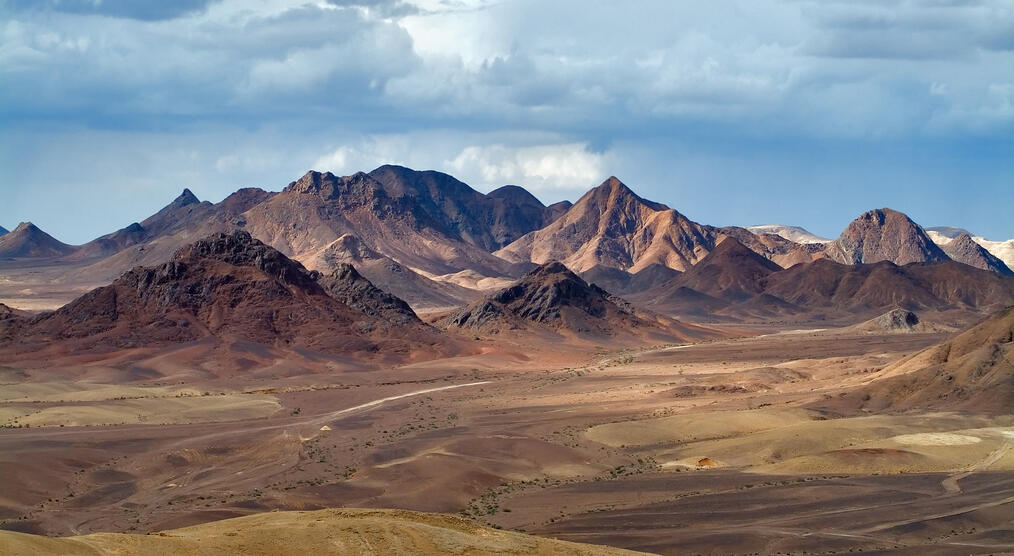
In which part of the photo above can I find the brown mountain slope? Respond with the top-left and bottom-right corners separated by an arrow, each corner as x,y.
242,170 -> 522,279
496,176 -> 818,274
445,261 -> 717,342
816,307 -> 1014,414
0,508 -> 644,556
636,256 -> 1014,323
940,233 -> 1014,275
824,208 -> 950,265
320,263 -> 424,328
496,177 -> 710,273
655,237 -> 783,302
306,234 -> 477,310
0,222 -> 75,258
368,165 -> 563,250
764,259 -> 1014,316
717,226 -> 826,268
72,187 -> 275,279
0,232 -> 447,360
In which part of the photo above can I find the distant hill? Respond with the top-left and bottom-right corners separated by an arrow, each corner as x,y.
939,233 -> 1013,275
635,256 -> 1014,324
840,308 -> 950,334
0,222 -> 75,258
817,307 -> 1014,414
747,224 -> 830,244
926,227 -> 1014,272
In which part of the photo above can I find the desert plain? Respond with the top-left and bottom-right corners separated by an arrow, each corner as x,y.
2,318 -> 1011,555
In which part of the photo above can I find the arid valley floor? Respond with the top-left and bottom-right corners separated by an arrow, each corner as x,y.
2,324 -> 1011,555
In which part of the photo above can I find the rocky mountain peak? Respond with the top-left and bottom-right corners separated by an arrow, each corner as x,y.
169,230 -> 321,289
942,233 -> 1014,275
13,222 -> 39,233
0,221 -> 75,258
321,263 -> 421,326
448,261 -> 631,330
824,207 -> 949,265
587,176 -> 668,211
487,185 -> 542,205
173,188 -> 200,207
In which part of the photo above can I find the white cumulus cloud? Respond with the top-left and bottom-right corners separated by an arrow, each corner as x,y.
447,143 -> 608,192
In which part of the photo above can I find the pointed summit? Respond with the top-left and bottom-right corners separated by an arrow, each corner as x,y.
941,233 -> 1013,275
496,176 -> 718,273
0,221 -> 75,258
824,208 -> 949,265
588,176 -> 669,211
174,188 -> 200,207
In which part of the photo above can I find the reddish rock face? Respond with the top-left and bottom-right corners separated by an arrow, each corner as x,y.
824,208 -> 950,265
495,176 -> 819,274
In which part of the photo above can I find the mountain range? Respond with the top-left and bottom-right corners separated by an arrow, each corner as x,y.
2,165 -> 1012,328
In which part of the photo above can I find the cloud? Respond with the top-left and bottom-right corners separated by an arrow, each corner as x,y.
2,0 -> 1013,242
1,0 -> 221,21
447,143 -> 608,192
312,134 -> 609,194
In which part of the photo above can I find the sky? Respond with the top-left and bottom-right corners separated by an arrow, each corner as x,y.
1,0 -> 1012,244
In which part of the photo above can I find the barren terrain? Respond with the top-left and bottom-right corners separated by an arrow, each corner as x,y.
2,324 -> 1011,554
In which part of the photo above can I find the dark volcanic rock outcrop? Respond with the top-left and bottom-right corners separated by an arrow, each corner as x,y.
320,263 -> 422,328
824,208 -> 949,265
940,233 -> 1013,275
447,261 -> 633,331
0,222 -> 75,258
444,261 -> 715,341
1,231 -> 445,358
